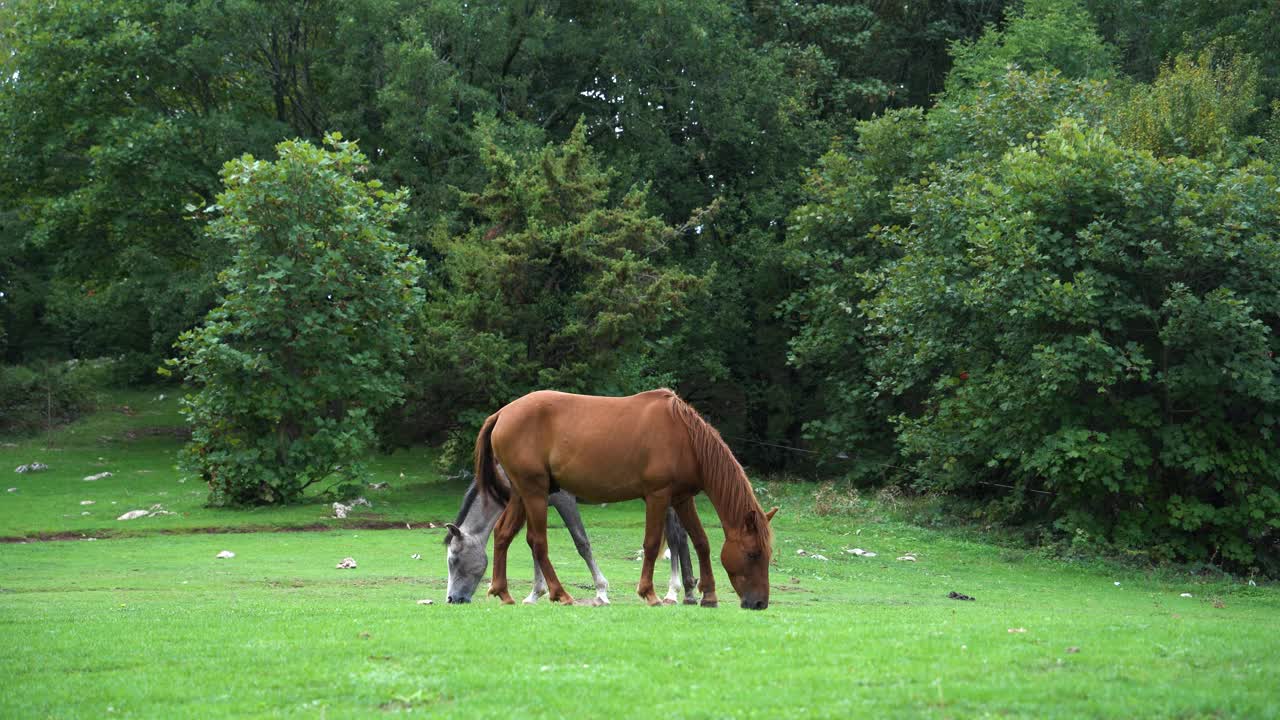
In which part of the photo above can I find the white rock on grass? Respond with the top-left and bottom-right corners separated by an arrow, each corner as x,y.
332,497 -> 372,519
15,463 -> 48,473
336,557 -> 357,569
118,504 -> 173,520
83,472 -> 112,482
846,548 -> 877,557
216,550 -> 236,559
80,500 -> 95,505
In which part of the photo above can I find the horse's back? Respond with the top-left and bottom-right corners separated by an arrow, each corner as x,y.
490,389 -> 693,502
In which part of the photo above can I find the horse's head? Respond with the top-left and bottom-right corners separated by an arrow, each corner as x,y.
444,523 -> 488,604
720,506 -> 778,609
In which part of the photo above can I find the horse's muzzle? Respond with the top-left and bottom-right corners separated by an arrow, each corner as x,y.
741,598 -> 768,610
446,596 -> 471,604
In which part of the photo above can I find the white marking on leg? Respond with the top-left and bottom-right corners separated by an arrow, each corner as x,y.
524,552 -> 548,604
663,553 -> 682,604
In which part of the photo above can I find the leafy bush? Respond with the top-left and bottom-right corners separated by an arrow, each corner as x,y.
781,111 -> 923,480
170,135 -> 424,506
1108,49 -> 1261,159
866,119 -> 1280,571
0,362 -> 95,435
782,69 -> 1108,480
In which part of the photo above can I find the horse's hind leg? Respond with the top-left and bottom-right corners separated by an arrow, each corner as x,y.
550,491 -> 609,606
662,508 -> 685,605
523,490 -> 574,605
671,497 -> 718,608
636,492 -> 671,606
664,508 -> 698,605
488,500 -> 525,605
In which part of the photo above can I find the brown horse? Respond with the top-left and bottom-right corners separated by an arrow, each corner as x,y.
475,389 -> 778,610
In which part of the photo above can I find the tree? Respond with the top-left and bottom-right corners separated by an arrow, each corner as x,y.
171,135 -> 423,506
944,0 -> 1115,97
397,120 -> 700,455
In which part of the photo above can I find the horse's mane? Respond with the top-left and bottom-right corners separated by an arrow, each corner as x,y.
665,390 -> 773,551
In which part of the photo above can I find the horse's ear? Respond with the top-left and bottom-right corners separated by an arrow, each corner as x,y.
744,510 -> 762,533
765,507 -> 778,523
446,523 -> 462,540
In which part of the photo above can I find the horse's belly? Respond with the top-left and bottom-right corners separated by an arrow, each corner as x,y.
553,470 -> 650,504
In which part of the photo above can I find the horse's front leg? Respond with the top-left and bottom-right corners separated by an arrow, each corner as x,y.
636,493 -> 670,606
672,497 -> 718,608
488,500 -> 525,605
550,491 -> 610,606
524,491 -> 574,605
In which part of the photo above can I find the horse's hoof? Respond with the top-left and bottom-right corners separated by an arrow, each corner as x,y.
683,597 -> 699,606
700,599 -> 718,608
661,598 -> 677,606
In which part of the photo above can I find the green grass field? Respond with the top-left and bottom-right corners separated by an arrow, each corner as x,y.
2,393 -> 1278,718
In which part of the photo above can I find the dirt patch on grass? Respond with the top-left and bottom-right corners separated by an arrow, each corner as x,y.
0,519 -> 446,543
122,426 -> 192,441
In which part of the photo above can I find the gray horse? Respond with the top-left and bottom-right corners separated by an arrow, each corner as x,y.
444,467 -> 697,605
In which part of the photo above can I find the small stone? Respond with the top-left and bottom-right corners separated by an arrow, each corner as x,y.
896,554 -> 917,561
1066,646 -> 1080,654
117,509 -> 149,521
1180,592 -> 1193,598
368,482 -> 388,490
80,500 -> 95,505
411,553 -> 421,560
416,599 -> 433,605
336,557 -> 357,569
6,488 -> 16,493
216,550 -> 236,559
1007,628 -> 1027,634
83,472 -> 112,482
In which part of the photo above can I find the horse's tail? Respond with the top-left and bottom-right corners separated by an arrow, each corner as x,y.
474,413 -> 508,505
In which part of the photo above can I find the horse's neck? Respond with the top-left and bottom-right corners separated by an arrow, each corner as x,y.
698,467 -> 755,532
459,482 -> 504,540
464,494 -> 503,539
